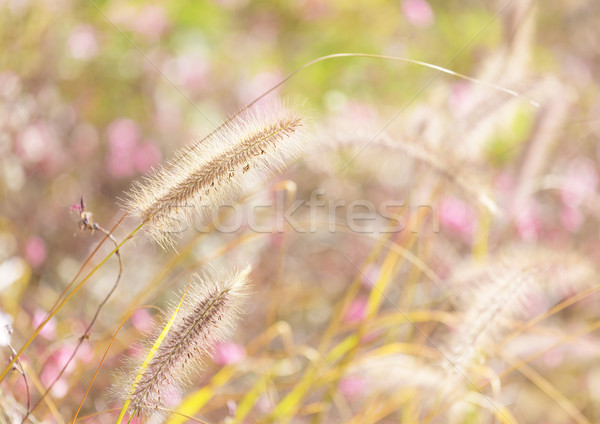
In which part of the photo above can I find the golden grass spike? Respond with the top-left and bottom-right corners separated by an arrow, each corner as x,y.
117,266 -> 251,419
125,102 -> 305,247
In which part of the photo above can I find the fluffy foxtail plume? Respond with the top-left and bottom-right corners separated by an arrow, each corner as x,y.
126,103 -> 305,246
444,245 -> 594,377
123,266 -> 250,416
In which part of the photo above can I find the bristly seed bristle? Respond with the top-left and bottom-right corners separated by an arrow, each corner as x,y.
125,103 -> 305,247
126,266 -> 250,416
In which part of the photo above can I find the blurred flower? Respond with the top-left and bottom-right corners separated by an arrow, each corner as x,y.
560,157 -> 598,207
343,296 -> 367,324
361,264 -> 380,288
560,205 -> 583,232
131,308 -> 154,332
68,25 -> 98,60
213,341 -> 246,365
132,5 -> 169,39
0,256 -> 27,291
106,118 -> 141,177
51,378 -> 69,398
32,309 -> 57,340
439,196 -> 476,239
543,347 -> 564,367
0,71 -> 21,99
238,70 -> 283,105
515,201 -> 541,241
134,141 -> 161,173
401,0 -> 434,28
0,310 -> 13,347
41,345 -> 76,398
297,0 -> 331,20
77,342 -> 94,364
16,122 -> 51,163
227,399 -> 237,416
448,82 -> 472,116
256,394 -> 275,414
24,236 -> 47,267
338,376 -> 365,399
71,123 -> 99,160
169,52 -> 210,93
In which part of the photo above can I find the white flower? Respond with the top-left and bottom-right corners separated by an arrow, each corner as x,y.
0,310 -> 13,347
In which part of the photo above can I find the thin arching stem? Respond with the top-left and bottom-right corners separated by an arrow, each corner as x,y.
22,225 -> 124,423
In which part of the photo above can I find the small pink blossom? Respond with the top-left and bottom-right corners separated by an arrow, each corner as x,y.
68,25 -> 98,60
448,82 -> 471,116
560,205 -> 583,232
106,118 -> 140,177
439,196 -> 476,239
343,296 -> 367,324
134,141 -> 161,173
131,309 -> 155,333
494,171 -> 515,195
32,309 -> 56,340
339,376 -> 365,399
543,348 -> 564,367
41,346 -> 76,389
0,71 -> 21,99
402,0 -> 434,28
515,201 -> 541,241
17,123 -> 50,163
361,265 -> 380,289
132,5 -> 169,39
24,236 -> 46,267
213,341 -> 246,365
0,311 -> 13,347
174,53 -> 209,93
256,394 -> 275,414
238,70 -> 283,105
108,118 -> 140,150
51,378 -> 69,398
76,342 -> 94,364
227,399 -> 237,416
560,157 -> 598,207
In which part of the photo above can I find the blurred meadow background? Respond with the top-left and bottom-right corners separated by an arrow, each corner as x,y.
1,0 -> 600,423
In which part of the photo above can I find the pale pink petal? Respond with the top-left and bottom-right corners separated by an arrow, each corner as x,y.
439,196 -> 476,238
24,236 -> 46,267
32,310 -> 56,340
214,341 -> 246,365
402,0 -> 434,28
131,309 -> 155,332
51,378 -> 69,398
339,376 -> 365,399
560,205 -> 583,232
134,141 -> 162,173
560,157 -> 598,206
106,118 -> 140,177
343,296 -> 367,324
515,201 -> 541,241
132,5 -> 169,38
68,25 -> 98,60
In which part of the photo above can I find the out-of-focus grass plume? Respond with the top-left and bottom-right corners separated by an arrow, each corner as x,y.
1,0 -> 599,423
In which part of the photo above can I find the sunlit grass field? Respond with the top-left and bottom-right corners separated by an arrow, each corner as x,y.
1,1 -> 599,423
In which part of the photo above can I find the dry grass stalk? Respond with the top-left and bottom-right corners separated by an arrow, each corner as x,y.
125,103 -> 305,246
444,245 -> 594,377
124,266 -> 250,416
